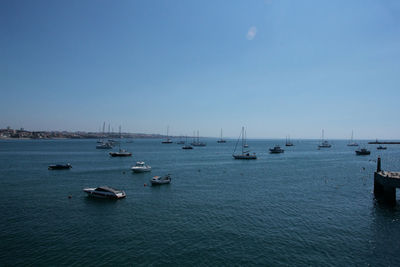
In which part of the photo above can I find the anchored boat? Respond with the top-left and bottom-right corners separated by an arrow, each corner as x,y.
83,186 -> 126,199
150,174 -> 171,185
270,145 -> 284,154
355,148 -> 371,155
48,163 -> 72,170
232,127 -> 256,159
131,162 -> 152,173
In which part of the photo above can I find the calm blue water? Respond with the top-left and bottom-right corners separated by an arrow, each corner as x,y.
1,139 -> 400,266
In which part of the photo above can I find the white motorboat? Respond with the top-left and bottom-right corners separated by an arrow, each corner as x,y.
269,145 -> 284,154
131,162 -> 152,173
150,174 -> 171,185
83,186 -> 126,199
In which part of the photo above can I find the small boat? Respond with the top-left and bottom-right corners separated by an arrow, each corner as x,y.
233,127 -> 257,160
150,174 -> 171,185
285,135 -> 294,146
109,149 -> 132,157
355,148 -> 371,155
83,186 -> 126,199
48,163 -> 72,170
191,130 -> 206,146
181,136 -> 193,149
96,142 -> 113,149
377,145 -> 387,150
177,140 -> 185,144
217,129 -> 227,143
269,145 -> 284,154
162,126 -> 173,144
131,162 -> 151,173
318,130 -> 331,148
347,130 -> 358,146
109,127 -> 132,156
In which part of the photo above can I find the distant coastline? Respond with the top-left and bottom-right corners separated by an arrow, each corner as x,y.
0,127 -> 167,140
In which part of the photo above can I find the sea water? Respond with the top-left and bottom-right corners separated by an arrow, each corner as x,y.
0,139 -> 399,265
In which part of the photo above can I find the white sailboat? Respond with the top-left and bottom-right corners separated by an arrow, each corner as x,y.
233,127 -> 257,159
162,126 -> 173,144
347,130 -> 358,146
191,130 -> 206,146
217,128 -> 226,143
318,129 -> 331,148
243,128 -> 249,148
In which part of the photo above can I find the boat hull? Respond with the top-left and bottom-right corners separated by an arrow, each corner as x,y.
233,154 -> 257,160
83,189 -> 126,199
131,168 -> 151,173
355,151 -> 370,155
48,164 -> 72,170
109,152 -> 132,157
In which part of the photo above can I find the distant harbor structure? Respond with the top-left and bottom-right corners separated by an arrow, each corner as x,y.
374,157 -> 400,205
369,139 -> 400,144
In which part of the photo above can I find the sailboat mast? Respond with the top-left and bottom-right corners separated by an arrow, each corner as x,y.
242,127 -> 244,154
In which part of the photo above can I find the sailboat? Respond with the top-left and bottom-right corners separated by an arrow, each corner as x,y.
109,126 -> 132,157
318,129 -> 331,148
182,136 -> 193,149
177,135 -> 185,144
243,129 -> 249,148
217,129 -> 227,143
96,122 -> 113,149
233,127 -> 257,159
285,135 -> 294,146
191,130 -> 206,146
347,131 -> 358,146
162,126 -> 173,144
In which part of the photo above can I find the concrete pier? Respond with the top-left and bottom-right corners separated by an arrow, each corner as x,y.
374,157 -> 400,205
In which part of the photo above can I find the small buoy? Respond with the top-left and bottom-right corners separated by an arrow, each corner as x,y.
68,195 -> 72,199
144,183 -> 147,187
123,171 -> 126,174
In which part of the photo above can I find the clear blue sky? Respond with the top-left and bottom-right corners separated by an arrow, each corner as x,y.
1,0 -> 399,139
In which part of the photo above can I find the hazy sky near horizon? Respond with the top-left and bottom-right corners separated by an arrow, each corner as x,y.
1,0 -> 400,139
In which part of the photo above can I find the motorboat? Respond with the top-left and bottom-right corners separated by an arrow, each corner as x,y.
96,142 -> 113,149
269,145 -> 284,154
131,161 -> 151,173
83,186 -> 126,199
48,163 -> 72,170
150,174 -> 171,185
377,145 -> 387,150
232,127 -> 257,160
355,148 -> 371,155
109,149 -> 132,157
